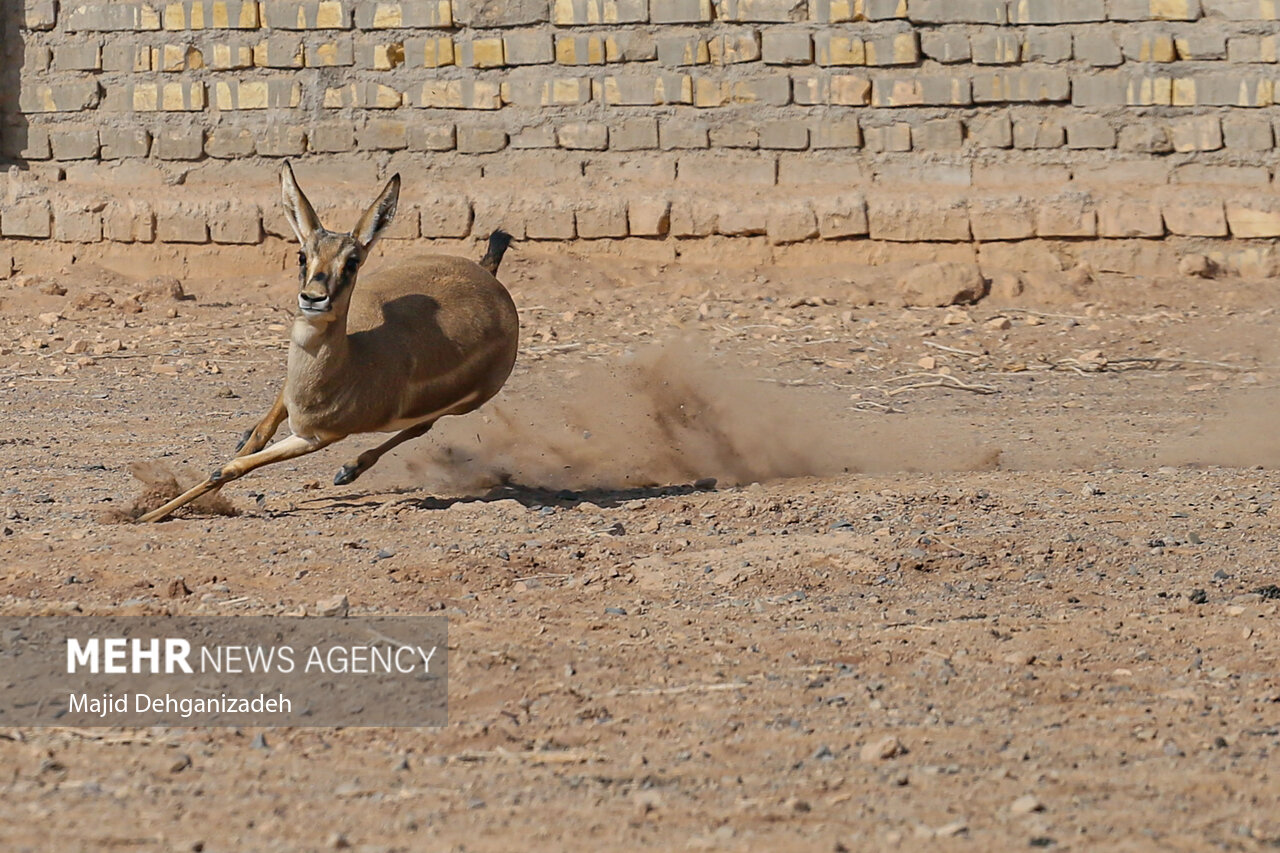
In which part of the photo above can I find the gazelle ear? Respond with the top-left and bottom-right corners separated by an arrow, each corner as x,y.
353,174 -> 400,250
280,161 -> 320,244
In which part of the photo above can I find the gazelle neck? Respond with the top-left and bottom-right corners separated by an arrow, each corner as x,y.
289,310 -> 352,393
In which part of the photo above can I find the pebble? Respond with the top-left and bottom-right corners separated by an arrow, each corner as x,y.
604,606 -> 627,616
250,733 -> 269,750
317,594 -> 349,618
860,735 -> 905,762
1188,588 -> 1208,605
1010,794 -> 1044,815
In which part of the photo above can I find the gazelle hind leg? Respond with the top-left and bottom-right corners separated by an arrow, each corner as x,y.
235,390 -> 288,456
333,421 -> 434,486
138,434 -> 334,523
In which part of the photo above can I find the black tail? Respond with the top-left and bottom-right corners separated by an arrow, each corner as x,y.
480,229 -> 513,276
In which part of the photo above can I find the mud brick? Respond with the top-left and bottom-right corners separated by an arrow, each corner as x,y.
602,74 -> 692,104
1161,195 -> 1228,236
816,194 -> 868,238
209,202 -> 262,244
1035,193 -> 1096,237
556,34 -> 606,63
409,124 -> 456,150
1120,30 -> 1175,61
1074,32 -> 1122,65
793,73 -> 869,104
323,81 -> 401,107
868,195 -> 970,241
2,200 -> 52,238
49,127 -> 100,160
862,123 -> 911,151
1202,0 -> 1278,18
1174,164 -> 1268,185
575,200 -> 629,238
969,195 -> 1036,241
973,69 -> 1070,102
815,33 -> 866,65
759,120 -> 808,149
1175,32 -> 1225,59
458,38 -> 505,67
716,203 -> 767,236
914,117 -> 963,149
18,82 -> 101,113
53,43 -> 103,72
1227,35 -> 1279,62
1117,122 -> 1173,152
1009,0 -> 1105,22
1169,115 -> 1222,151
707,30 -> 761,63
258,125 -> 307,156
20,46 -> 51,75
610,118 -> 659,150
677,151 -> 776,185
762,29 -> 812,64
417,197 -> 472,238
525,203 -> 576,240
155,127 -> 204,159
309,120 -> 356,152
669,197 -> 718,236
1013,117 -> 1065,148
1066,116 -> 1116,148
605,31 -> 658,60
872,75 -> 969,106
1108,0 -> 1201,19
651,0 -> 714,21
104,201 -> 155,242
863,0 -> 908,18
657,34 -> 711,65
355,40 -> 406,70
1128,73 -> 1175,104
307,38 -> 356,66
204,125 -> 255,157
1223,116 -> 1273,149
811,119 -> 861,148
878,162 -> 970,186
660,120 -> 710,148
504,32 -> 554,64
210,42 -> 256,69
767,205 -> 818,244
52,207 -> 102,244
511,126 -> 557,148
1024,29 -> 1073,62
455,0 -> 549,25
912,0 -> 1006,20
358,119 -> 407,150
24,0 -> 57,28
920,30 -> 970,64
1097,199 -> 1164,237
971,32 -> 1022,64
159,43 -> 203,71
416,80 -> 501,109
103,42 -> 153,72
65,3 -> 163,30
974,163 -> 1071,185
1177,75 -> 1273,107
970,113 -> 1013,147
628,198 -> 671,237
583,152 -> 675,182
779,152 -> 867,184
1070,73 -> 1126,106
155,203 -> 209,243
865,32 -> 919,65
711,123 -> 760,147
215,79 -> 302,109
714,0 -> 806,20
1226,197 -> 1280,238
262,1 -> 352,28
101,128 -> 152,159
457,126 -> 508,153
552,0 -> 648,24
353,1 -> 453,28
557,122 -> 608,149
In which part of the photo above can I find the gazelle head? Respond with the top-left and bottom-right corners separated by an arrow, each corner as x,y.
280,161 -> 400,323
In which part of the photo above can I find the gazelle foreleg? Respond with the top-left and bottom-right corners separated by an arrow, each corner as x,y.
138,433 -> 335,523
235,390 -> 289,456
333,421 -> 435,486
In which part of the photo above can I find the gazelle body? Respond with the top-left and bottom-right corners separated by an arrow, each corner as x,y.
138,163 -> 518,523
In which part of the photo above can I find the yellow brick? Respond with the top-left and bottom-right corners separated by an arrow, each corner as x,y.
1172,77 -> 1196,105
865,33 -> 915,65
469,38 -> 504,67
134,85 -> 158,111
162,44 -> 185,71
212,1 -> 230,27
1263,0 -> 1278,19
1127,76 -> 1172,105
1149,0 -> 1193,18
374,43 -> 404,69
316,1 -> 345,27
694,78 -> 729,106
550,78 -> 590,104
370,83 -> 402,107
164,82 -> 203,110
422,37 -> 454,67
831,75 -> 871,105
215,80 -> 268,109
819,36 -> 864,65
372,3 -> 403,26
1138,35 -> 1175,62
324,84 -> 351,108
557,35 -> 604,64
656,75 -> 691,103
211,43 -> 252,69
682,40 -> 709,64
139,4 -> 162,29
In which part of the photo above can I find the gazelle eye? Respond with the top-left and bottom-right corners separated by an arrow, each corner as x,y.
297,251 -> 307,268
344,256 -> 359,275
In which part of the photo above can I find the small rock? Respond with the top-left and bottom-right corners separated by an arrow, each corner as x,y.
812,744 -> 835,761
897,262 -> 988,308
166,577 -> 191,598
39,281 -> 67,296
935,821 -> 968,838
250,733 -> 268,750
860,735 -> 905,762
694,477 -> 717,490
37,312 -> 61,325
317,594 -> 349,618
986,316 -> 1012,330
393,754 -> 410,772
604,606 -> 627,616
169,753 -> 193,773
1010,794 -> 1044,815
1188,588 -> 1208,605
327,833 -> 351,850
1178,254 -> 1216,279
1004,651 -> 1036,666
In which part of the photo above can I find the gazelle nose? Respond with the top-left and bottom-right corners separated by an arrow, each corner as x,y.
298,292 -> 331,313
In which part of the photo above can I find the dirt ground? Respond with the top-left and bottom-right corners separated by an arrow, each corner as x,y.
1,238 -> 1278,852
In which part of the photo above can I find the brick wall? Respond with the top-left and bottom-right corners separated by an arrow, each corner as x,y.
3,0 -> 1280,255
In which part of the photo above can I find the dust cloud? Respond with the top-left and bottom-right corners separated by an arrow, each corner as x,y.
396,341 -> 999,495
105,461 -> 239,522
1157,388 -> 1280,469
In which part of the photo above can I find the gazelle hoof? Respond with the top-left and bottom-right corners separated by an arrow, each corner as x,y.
334,464 -> 360,486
